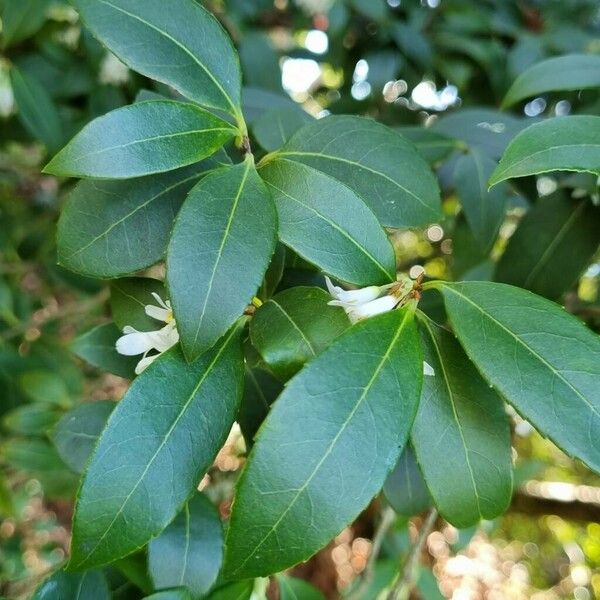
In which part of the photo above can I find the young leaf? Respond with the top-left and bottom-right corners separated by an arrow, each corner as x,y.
495,192 -> 600,299
223,308 -> 422,579
44,101 -> 236,179
249,286 -> 349,380
31,569 -> 110,600
69,324 -> 244,570
52,401 -> 115,474
435,281 -> 600,473
383,446 -> 431,517
10,66 -> 63,152
489,116 -> 600,186
502,54 -> 600,108
110,278 -> 166,331
453,149 -> 510,252
70,323 -> 138,379
148,494 -> 223,597
168,159 -> 277,361
72,0 -> 242,117
277,575 -> 325,600
411,317 -> 513,528
268,115 -> 441,227
57,163 -> 217,278
260,160 -> 396,286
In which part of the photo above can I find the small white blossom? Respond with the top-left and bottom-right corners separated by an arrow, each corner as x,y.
116,293 -> 179,374
423,361 -> 435,376
99,52 -> 130,85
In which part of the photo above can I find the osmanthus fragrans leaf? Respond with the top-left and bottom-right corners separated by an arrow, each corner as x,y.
383,446 -> 431,518
52,401 -> 115,474
71,0 -> 243,120
495,192 -> 600,300
10,66 -> 63,153
253,107 -> 314,152
249,286 -> 350,381
1,0 -> 50,48
259,160 -> 396,286
144,591 -> 192,600
56,156 -> 229,278
223,308 -> 422,579
397,127 -> 463,165
31,569 -> 110,600
44,101 -> 236,179
502,54 -> 600,108
453,149 -> 511,253
110,277 -> 166,331
148,493 -> 223,597
411,317 -> 513,528
431,281 -> 600,473
204,581 -> 253,600
489,116 -> 600,186
69,323 -> 244,570
265,115 -> 441,228
167,158 -> 277,362
277,575 -> 326,600
70,323 -> 137,379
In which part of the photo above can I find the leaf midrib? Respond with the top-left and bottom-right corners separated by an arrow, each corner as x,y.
269,299 -> 317,356
229,310 -> 410,575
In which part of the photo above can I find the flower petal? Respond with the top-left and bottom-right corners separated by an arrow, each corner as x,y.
423,361 -> 435,377
116,331 -> 155,356
145,304 -> 171,323
346,294 -> 399,323
135,353 -> 159,375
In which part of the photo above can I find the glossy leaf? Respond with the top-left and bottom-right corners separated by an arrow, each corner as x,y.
260,159 -> 396,286
148,494 -> 223,597
277,575 -> 326,600
495,193 -> 600,299
253,108 -> 313,152
57,164 -> 216,278
453,149 -> 510,252
110,278 -> 166,331
397,127 -> 462,164
435,281 -> 600,473
205,581 -> 253,600
45,101 -> 235,179
502,54 -> 600,108
268,115 -> 441,227
52,401 -> 115,474
250,286 -> 349,380
223,309 -> 422,579
144,591 -> 191,600
168,159 -> 277,361
489,116 -> 600,186
32,569 -> 110,600
70,324 -> 244,570
72,0 -> 242,116
10,66 -> 62,152
70,323 -> 138,379
412,317 -> 513,527
383,446 -> 431,517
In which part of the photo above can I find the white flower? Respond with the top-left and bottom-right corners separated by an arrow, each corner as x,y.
116,293 -> 179,374
423,361 -> 435,377
99,52 -> 130,85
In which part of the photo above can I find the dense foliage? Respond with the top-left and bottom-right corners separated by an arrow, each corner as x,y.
1,0 -> 600,598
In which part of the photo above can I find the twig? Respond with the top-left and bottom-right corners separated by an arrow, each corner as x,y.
386,508 -> 438,600
347,505 -> 397,600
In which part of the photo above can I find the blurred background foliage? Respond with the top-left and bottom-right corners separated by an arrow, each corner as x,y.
0,0 -> 599,598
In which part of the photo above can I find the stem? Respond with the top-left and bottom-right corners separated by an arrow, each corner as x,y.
386,508 -> 438,600
347,505 -> 397,600
420,280 -> 442,292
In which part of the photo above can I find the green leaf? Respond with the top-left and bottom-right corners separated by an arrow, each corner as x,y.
72,0 -> 242,117
70,323 -> 243,570
1,0 -> 50,47
502,54 -> 600,108
259,159 -> 396,286
277,575 -> 325,600
489,116 -> 600,186
19,370 -> 71,407
3,403 -> 60,436
143,591 -> 192,600
223,309 -> 422,579
397,127 -> 462,164
267,115 -> 441,227
253,108 -> 313,152
168,159 -> 277,361
56,163 -> 218,278
110,278 -> 166,331
495,192 -> 600,299
383,446 -> 431,518
70,323 -> 138,379
10,66 -> 63,152
32,569 -> 110,600
453,149 -> 510,252
148,493 -> 223,597
205,581 -> 253,600
435,281 -> 600,473
411,317 -> 513,528
2,438 -> 67,472
250,286 -> 349,380
45,101 -> 235,179
52,401 -> 115,474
